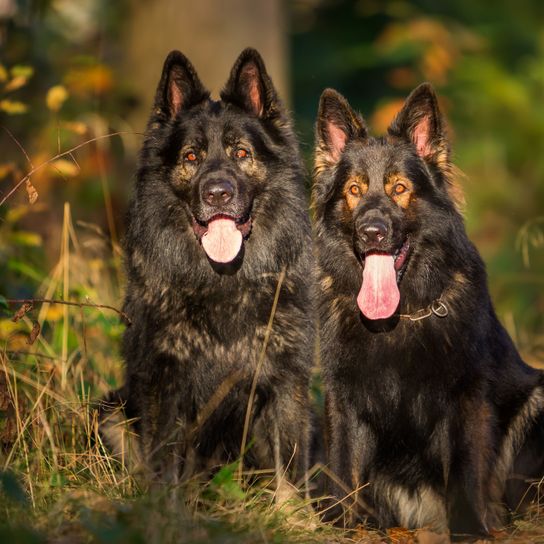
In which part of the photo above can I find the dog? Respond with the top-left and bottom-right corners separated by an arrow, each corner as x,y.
312,83 -> 544,539
99,48 -> 314,490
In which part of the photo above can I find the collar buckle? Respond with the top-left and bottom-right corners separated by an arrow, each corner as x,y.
399,298 -> 448,322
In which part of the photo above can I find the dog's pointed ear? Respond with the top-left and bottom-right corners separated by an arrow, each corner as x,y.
315,89 -> 368,166
387,83 -> 449,165
221,48 -> 280,119
153,50 -> 209,118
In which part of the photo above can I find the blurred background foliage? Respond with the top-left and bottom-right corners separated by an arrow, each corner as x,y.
0,0 -> 543,364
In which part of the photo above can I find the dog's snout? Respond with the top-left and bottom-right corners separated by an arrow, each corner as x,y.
361,220 -> 387,245
203,179 -> 234,207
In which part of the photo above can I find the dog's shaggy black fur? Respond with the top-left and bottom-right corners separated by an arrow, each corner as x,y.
100,49 -> 314,486
313,83 -> 544,539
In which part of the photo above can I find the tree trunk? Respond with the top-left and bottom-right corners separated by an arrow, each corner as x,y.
122,0 -> 288,132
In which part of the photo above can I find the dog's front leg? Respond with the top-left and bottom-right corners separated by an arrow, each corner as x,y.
322,391 -> 376,527
446,407 -> 494,540
252,389 -> 311,503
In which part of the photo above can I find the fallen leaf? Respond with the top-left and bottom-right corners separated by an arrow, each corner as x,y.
25,179 -> 38,204
12,302 -> 33,323
387,527 -> 416,544
415,529 -> 451,544
27,321 -> 40,345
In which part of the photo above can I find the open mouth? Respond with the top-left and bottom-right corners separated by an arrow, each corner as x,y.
393,239 -> 410,278
357,239 -> 410,321
360,239 -> 410,277
192,213 -> 252,264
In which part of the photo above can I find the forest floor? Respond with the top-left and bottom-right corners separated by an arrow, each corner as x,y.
1,340 -> 544,544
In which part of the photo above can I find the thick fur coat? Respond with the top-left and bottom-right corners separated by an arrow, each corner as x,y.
100,49 -> 314,486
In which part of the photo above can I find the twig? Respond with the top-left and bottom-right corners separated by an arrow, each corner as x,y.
5,298 -> 131,325
2,125 -> 34,168
0,131 -> 143,207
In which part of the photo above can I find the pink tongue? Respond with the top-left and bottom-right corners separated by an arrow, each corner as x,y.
357,254 -> 400,320
201,218 -> 243,263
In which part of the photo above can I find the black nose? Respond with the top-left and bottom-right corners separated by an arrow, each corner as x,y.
361,220 -> 387,245
203,180 -> 234,207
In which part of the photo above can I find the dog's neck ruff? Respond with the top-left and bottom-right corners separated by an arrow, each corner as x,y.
398,298 -> 449,322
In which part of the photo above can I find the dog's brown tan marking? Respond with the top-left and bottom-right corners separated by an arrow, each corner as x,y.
385,173 -> 414,209
343,175 -> 368,211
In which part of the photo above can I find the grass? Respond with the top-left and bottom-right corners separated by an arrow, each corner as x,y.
1,204 -> 544,544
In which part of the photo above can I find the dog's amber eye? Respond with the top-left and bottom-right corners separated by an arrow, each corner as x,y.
184,151 -> 197,162
235,147 -> 249,159
394,183 -> 407,195
349,184 -> 361,196
234,147 -> 249,159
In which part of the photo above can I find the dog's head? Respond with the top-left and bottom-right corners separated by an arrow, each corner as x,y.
133,48 -> 301,274
313,84 -> 460,320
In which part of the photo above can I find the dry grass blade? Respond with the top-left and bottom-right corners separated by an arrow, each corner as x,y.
238,266 -> 286,480
61,202 -> 70,390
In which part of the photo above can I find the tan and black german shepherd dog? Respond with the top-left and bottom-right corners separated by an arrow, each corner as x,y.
313,83 -> 544,540
99,48 -> 314,493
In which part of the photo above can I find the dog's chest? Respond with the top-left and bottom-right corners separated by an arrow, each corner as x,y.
336,333 -> 453,438
149,282 -> 302,378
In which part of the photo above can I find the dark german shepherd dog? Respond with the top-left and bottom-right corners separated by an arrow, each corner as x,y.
100,48 -> 314,489
313,83 -> 544,538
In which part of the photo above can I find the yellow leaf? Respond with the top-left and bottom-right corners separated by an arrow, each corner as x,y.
4,75 -> 28,92
0,163 -> 13,179
6,205 -> 30,223
0,99 -> 27,115
10,65 -> 34,79
46,85 -> 69,112
8,333 -> 29,351
5,203 -> 46,224
89,259 -> 104,272
45,305 -> 64,322
0,318 -> 20,337
9,231 -> 42,247
49,158 -> 79,177
65,65 -> 113,96
0,64 -> 8,83
60,121 -> 88,135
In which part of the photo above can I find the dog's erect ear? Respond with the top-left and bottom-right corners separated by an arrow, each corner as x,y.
221,48 -> 280,119
388,83 -> 448,165
153,50 -> 209,118
316,89 -> 367,166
